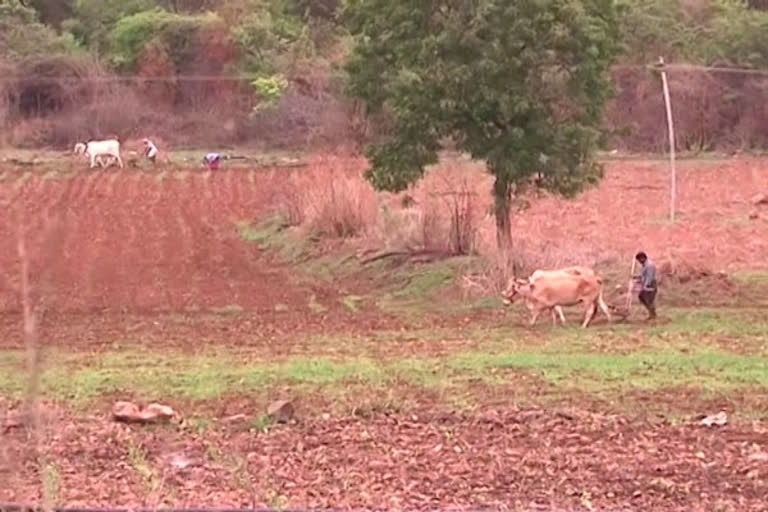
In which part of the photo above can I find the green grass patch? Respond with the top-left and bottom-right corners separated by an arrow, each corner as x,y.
731,271 -> 768,286
209,304 -> 244,315
0,336 -> 763,418
447,348 -> 768,391
236,217 -> 310,263
298,251 -> 359,281
2,309 -> 765,420
340,295 -> 364,312
376,258 -> 476,314
235,218 -> 285,246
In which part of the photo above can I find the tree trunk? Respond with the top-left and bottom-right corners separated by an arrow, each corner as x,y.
493,176 -> 512,254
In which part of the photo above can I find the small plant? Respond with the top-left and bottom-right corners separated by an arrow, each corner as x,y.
249,414 -> 274,432
127,439 -> 159,497
308,294 -> 327,313
210,304 -> 244,316
41,461 -> 60,510
250,74 -> 289,113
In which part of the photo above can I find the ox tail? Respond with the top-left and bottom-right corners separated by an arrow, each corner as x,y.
597,288 -> 612,322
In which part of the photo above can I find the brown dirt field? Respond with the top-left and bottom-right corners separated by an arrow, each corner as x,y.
1,157 -> 766,318
1,158 -> 767,509
0,167 -> 416,348
500,157 -> 768,270
2,405 -> 767,510
2,169 -> 294,312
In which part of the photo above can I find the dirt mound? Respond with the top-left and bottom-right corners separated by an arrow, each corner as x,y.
654,259 -> 745,307
658,259 -> 728,285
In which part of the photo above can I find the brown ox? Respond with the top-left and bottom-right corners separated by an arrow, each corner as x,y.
501,268 -> 612,328
501,266 -> 596,325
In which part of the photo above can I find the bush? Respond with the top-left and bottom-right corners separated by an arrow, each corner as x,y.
250,75 -> 289,112
9,55 -> 103,118
277,153 -> 376,238
0,0 -> 80,60
65,0 -> 156,53
231,9 -> 308,76
702,0 -> 768,68
108,8 -> 224,71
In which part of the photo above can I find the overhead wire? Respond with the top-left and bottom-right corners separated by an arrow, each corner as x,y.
4,63 -> 768,82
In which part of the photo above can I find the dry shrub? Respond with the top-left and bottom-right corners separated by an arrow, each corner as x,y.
273,169 -> 307,227
12,55 -> 102,118
246,87 -> 358,151
1,55 -> 160,148
419,200 -> 442,251
367,160 -> 486,254
418,188 -> 478,255
408,161 -> 484,255
0,60 -> 16,145
658,257 -> 722,284
9,85 -> 148,148
605,67 -> 768,152
462,230 -> 614,299
279,153 -> 376,238
136,38 -> 178,105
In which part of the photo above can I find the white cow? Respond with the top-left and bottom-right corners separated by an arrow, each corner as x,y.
73,139 -> 123,169
501,266 -> 611,328
501,266 -> 595,325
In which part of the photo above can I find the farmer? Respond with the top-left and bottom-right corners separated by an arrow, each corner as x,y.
633,251 -> 658,320
142,138 -> 159,165
202,152 -> 222,171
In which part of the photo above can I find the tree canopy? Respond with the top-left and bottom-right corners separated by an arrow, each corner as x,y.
344,0 -> 622,249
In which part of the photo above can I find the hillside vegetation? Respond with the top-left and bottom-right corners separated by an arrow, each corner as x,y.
3,0 -> 768,151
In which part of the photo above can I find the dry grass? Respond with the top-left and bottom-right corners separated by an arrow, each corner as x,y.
269,153 -> 768,299
276,152 -> 378,238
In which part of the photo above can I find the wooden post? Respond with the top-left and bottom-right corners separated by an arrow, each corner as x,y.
658,57 -> 677,222
625,255 -> 637,312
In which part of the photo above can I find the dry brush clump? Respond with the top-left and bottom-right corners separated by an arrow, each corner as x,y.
270,154 -> 637,295
1,55 -> 155,148
275,152 -> 378,238
366,160 -> 490,256
605,67 -> 768,152
269,155 -> 488,255
410,162 -> 486,256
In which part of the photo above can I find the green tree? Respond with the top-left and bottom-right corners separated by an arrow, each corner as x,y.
615,0 -> 703,64
108,8 -> 222,71
701,0 -> 768,68
65,0 -> 157,53
344,0 -> 621,251
230,0 -> 309,75
25,0 -> 74,28
0,0 -> 78,59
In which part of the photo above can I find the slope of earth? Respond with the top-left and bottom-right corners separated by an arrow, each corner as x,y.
0,167 -> 420,349
0,168 -> 306,312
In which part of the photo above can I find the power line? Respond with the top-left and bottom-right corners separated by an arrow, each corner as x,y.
3,63 -> 768,82
0,73 -> 299,82
615,62 -> 768,76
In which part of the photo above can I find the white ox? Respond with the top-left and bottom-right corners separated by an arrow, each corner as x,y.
501,266 -> 594,325
73,139 -> 124,169
501,266 -> 612,328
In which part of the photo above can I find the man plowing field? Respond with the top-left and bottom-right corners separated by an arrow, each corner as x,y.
633,251 -> 658,320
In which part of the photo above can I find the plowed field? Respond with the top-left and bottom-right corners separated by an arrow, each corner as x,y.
1,158 -> 767,511
1,170 -> 298,312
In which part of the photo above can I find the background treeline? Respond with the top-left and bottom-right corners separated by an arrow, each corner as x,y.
2,0 -> 768,151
